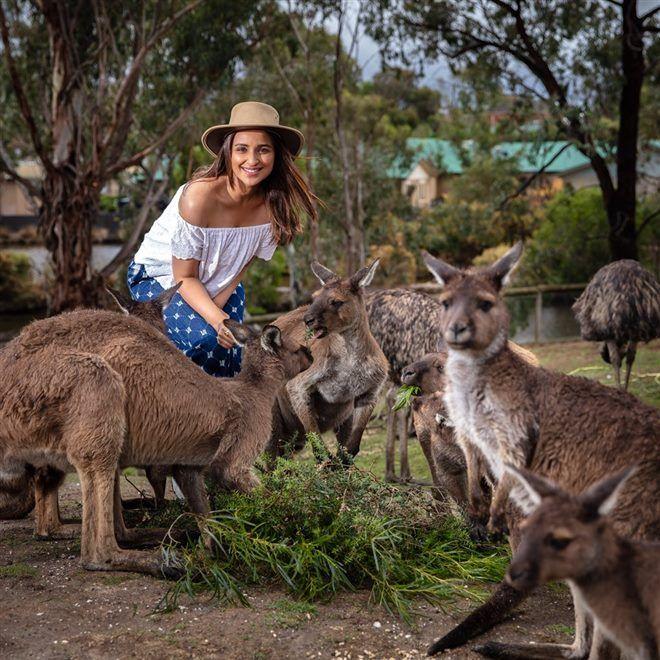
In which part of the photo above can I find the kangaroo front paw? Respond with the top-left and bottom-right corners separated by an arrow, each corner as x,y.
487,508 -> 509,536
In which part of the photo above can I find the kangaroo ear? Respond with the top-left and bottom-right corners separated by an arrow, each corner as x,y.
310,261 -> 338,286
349,260 -> 379,291
223,319 -> 254,347
105,284 -> 132,315
505,464 -> 561,507
484,242 -> 523,290
421,250 -> 460,288
580,466 -> 637,517
261,324 -> 283,354
154,281 -> 182,311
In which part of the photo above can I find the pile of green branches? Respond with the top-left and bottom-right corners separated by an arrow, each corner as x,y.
160,434 -> 507,619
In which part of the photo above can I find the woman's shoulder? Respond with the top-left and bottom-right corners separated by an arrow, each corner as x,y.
178,178 -> 226,227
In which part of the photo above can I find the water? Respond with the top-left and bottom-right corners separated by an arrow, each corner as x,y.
2,244 -> 123,279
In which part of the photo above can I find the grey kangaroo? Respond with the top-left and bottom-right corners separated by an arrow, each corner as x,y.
423,243 -> 660,658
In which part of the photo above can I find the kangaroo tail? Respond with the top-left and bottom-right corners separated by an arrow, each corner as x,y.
427,581 -> 530,656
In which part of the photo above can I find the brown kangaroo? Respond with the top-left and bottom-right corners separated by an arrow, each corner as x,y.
0,312 -> 312,575
0,284 -> 180,525
269,261 -> 388,459
423,243 -> 660,658
481,465 -> 659,660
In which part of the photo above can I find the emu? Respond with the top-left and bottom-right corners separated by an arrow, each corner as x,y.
364,288 -> 446,482
572,259 -> 660,390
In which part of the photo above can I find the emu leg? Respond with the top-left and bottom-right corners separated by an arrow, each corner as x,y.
398,409 -> 410,481
385,388 -> 397,482
623,341 -> 636,391
606,340 -> 622,388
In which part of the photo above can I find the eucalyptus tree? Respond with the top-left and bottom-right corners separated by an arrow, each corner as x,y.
367,0 -> 659,260
0,0 -> 264,311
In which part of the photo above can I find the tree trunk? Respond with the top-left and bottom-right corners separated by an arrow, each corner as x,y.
41,172 -> 103,313
607,0 -> 643,262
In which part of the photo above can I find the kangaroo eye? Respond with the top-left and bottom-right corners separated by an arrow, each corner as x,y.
478,300 -> 493,313
331,299 -> 344,309
547,535 -> 572,551
441,299 -> 451,310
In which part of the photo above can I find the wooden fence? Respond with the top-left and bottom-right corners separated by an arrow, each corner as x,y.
246,282 -> 587,344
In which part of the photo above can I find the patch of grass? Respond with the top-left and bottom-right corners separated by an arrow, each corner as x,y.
548,623 -> 574,637
266,597 -> 317,628
0,562 -> 38,578
160,434 -> 508,621
100,574 -> 139,586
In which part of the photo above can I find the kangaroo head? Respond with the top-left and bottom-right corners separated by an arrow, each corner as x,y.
224,320 -> 313,380
401,352 -> 446,394
303,260 -> 379,339
105,282 -> 182,335
504,464 -> 637,592
421,243 -> 523,356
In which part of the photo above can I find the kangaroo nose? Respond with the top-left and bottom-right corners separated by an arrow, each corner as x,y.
450,322 -> 468,340
401,368 -> 416,383
506,563 -> 531,586
303,312 -> 315,326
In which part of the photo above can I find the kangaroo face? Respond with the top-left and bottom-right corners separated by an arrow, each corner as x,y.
506,500 -> 604,591
303,260 -> 380,339
422,244 -> 523,355
401,352 -> 446,393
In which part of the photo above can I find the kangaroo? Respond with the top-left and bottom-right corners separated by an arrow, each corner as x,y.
401,352 -> 486,512
423,243 -> 660,658
269,261 -> 388,459
478,465 -> 659,660
0,312 -> 312,575
0,283 -> 180,529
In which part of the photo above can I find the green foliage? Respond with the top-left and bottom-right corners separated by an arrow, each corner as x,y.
0,251 -> 46,312
242,249 -> 288,315
518,188 -> 610,285
392,385 -> 421,412
161,435 -> 507,620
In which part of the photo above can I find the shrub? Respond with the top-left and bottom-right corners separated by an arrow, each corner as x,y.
242,248 -> 288,314
159,434 -> 508,620
0,251 -> 46,312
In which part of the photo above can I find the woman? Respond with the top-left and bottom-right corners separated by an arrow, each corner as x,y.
127,101 -> 317,376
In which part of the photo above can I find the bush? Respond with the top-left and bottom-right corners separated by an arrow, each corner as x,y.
242,248 -> 288,314
159,435 -> 508,620
0,251 -> 46,312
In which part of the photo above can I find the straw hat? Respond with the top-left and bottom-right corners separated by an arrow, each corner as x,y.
201,101 -> 304,158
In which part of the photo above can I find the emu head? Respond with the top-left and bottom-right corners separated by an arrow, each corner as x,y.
401,352 -> 447,394
504,464 -> 636,592
421,243 -> 523,355
303,260 -> 379,339
223,320 -> 313,380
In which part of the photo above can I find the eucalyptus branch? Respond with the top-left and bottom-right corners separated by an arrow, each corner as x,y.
0,3 -> 53,171
0,141 -> 41,202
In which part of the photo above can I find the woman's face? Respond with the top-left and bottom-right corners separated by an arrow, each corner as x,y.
230,130 -> 275,189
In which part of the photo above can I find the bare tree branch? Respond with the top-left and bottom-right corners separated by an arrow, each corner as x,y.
497,142 -> 572,210
637,207 -> 659,236
105,88 -> 205,176
639,5 -> 660,21
0,140 -> 41,203
100,160 -> 169,278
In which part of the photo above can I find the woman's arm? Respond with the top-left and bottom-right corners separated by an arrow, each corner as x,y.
172,257 -> 236,348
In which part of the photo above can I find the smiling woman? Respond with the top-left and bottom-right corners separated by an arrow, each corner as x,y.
127,102 -> 319,377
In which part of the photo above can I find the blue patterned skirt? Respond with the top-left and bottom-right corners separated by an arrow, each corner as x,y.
127,260 -> 244,377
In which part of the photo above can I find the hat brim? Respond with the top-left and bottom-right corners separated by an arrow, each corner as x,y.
201,124 -> 305,158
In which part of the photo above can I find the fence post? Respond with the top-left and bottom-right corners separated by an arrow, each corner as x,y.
534,289 -> 543,343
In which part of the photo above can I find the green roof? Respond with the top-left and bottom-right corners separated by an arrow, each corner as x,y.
389,138 -> 594,179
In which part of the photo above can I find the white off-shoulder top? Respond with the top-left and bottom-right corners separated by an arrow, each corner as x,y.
133,185 -> 277,296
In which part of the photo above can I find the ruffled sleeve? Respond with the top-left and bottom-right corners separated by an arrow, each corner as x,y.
256,227 -> 278,260
170,214 -> 205,261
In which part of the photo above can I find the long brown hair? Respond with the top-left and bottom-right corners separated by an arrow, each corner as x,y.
191,131 -> 320,245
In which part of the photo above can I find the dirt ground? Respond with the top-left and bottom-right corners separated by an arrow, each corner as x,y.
0,479 -> 574,660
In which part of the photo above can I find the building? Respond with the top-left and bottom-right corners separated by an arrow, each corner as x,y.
391,138 -> 660,209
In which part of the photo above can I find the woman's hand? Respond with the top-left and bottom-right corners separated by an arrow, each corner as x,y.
216,311 -> 237,349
